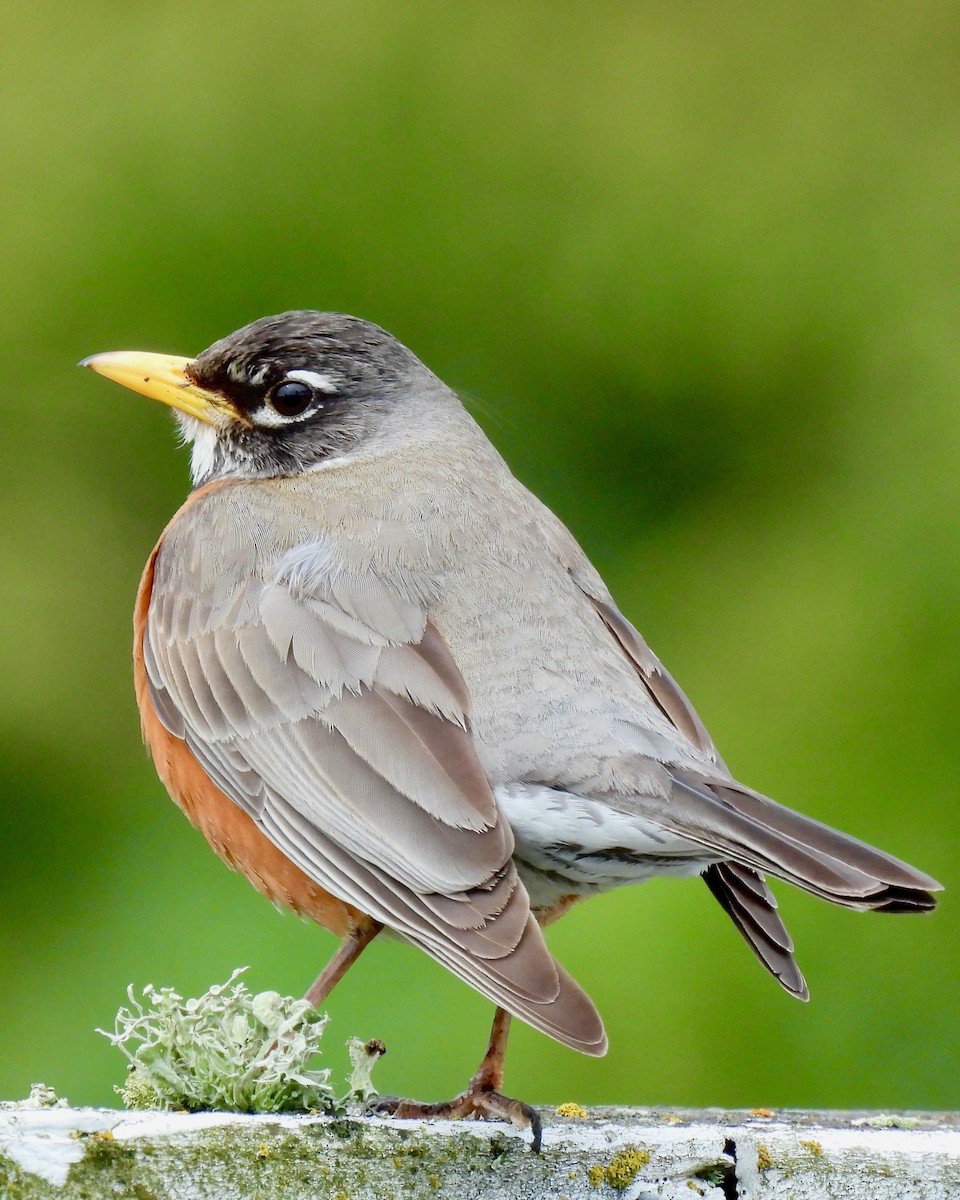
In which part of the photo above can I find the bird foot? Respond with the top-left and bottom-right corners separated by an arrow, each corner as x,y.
372,1083 -> 543,1152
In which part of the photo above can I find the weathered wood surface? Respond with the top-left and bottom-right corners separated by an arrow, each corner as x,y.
1,1105 -> 958,1199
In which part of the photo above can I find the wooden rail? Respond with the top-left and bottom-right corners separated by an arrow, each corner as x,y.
1,1104 -> 958,1198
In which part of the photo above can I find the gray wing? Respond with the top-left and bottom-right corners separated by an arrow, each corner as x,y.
146,513 -> 605,1054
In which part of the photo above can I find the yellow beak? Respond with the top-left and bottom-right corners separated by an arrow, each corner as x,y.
80,351 -> 235,426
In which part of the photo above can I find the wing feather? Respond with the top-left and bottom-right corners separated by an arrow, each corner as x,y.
234,624 -> 325,718
330,689 -> 494,829
210,627 -> 284,728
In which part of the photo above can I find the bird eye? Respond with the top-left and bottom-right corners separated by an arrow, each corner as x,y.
269,380 -> 315,417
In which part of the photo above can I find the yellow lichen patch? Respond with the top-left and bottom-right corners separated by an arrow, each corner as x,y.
588,1147 -> 651,1189
256,1143 -> 271,1159
799,1139 -> 823,1156
757,1143 -> 773,1170
91,1130 -> 115,1142
556,1101 -> 588,1118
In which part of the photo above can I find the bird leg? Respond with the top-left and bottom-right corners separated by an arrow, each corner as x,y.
305,920 -> 383,1007
373,1006 -> 543,1152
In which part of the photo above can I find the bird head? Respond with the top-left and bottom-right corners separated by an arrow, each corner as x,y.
83,311 -> 442,485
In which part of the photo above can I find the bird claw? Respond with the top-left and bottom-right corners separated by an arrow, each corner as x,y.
371,1084 -> 543,1152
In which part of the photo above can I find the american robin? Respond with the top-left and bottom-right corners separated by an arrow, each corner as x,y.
83,312 -> 940,1148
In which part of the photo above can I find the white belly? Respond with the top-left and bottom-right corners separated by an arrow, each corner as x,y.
495,782 -> 720,914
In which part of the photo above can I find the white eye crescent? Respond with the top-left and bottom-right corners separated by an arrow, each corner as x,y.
285,369 -> 339,395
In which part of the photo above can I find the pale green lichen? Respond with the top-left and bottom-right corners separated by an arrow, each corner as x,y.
345,1037 -> 386,1103
99,968 -> 342,1113
853,1113 -> 921,1129
0,1082 -> 66,1110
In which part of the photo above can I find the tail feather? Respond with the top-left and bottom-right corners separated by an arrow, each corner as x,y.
713,780 -> 942,900
868,885 -> 938,914
712,861 -> 794,951
670,771 -> 942,911
704,862 -> 808,999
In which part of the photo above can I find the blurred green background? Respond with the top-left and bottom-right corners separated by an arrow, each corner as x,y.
0,2 -> 956,1114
